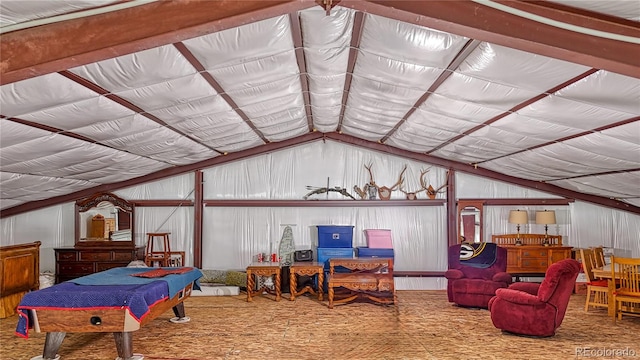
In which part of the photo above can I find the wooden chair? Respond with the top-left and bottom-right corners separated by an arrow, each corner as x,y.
579,248 -> 608,312
611,256 -> 640,323
591,246 -> 606,267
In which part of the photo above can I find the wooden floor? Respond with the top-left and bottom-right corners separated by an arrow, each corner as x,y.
1,290 -> 639,360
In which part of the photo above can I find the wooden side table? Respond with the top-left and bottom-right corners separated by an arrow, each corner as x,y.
289,262 -> 324,301
246,262 -> 281,302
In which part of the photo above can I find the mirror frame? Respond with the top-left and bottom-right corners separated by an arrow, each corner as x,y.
457,200 -> 484,243
75,192 -> 135,247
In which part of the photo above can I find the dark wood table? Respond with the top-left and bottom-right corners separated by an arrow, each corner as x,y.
289,262 -> 324,301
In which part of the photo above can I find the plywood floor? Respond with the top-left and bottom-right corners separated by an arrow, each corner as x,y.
1,291 -> 639,360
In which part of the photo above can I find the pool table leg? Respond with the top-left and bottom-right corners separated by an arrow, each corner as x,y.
113,331 -> 134,359
43,332 -> 66,359
172,302 -> 185,318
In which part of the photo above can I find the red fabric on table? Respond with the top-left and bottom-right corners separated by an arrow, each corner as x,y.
131,267 -> 194,278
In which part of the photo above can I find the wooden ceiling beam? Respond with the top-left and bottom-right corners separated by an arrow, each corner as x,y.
1,0 -> 317,85
342,0 -> 640,78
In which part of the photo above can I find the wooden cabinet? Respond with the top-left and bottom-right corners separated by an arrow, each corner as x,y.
492,234 -> 572,275
502,245 -> 573,275
55,246 -> 144,283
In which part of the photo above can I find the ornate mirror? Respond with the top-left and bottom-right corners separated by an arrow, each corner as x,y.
458,200 -> 484,243
75,192 -> 134,247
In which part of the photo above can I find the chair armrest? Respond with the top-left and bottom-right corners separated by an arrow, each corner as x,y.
494,288 -> 544,306
492,272 -> 513,284
508,282 -> 541,295
444,269 -> 464,280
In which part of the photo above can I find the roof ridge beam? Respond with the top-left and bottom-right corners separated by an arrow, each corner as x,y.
1,0 -> 317,85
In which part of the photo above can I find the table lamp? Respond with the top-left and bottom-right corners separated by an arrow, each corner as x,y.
508,210 -> 528,246
536,210 -> 556,246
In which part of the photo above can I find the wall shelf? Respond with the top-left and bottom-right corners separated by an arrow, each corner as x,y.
203,199 -> 446,207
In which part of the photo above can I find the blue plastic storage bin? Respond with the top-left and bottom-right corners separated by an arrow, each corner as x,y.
356,247 -> 395,258
317,247 -> 354,270
317,225 -> 354,248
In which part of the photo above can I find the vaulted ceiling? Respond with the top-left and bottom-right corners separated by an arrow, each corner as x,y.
1,0 -> 639,217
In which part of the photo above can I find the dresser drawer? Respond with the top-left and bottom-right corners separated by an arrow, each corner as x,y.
79,251 -> 111,262
97,262 -> 129,272
520,259 -> 548,271
56,251 -> 78,261
113,251 -> 135,261
520,249 -> 548,258
58,262 -> 95,274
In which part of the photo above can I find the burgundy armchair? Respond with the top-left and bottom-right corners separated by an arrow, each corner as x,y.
488,259 -> 581,337
445,243 -> 512,308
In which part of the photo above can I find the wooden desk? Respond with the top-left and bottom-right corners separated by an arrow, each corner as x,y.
246,262 -> 281,302
327,258 -> 396,309
289,262 -> 324,301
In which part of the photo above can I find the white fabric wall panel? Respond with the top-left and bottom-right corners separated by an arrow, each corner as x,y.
203,140 -> 449,200
135,207 -> 194,265
202,205 -> 447,273
0,203 -> 74,272
116,173 -> 194,200
570,202 -> 640,258
484,206 -> 571,245
456,173 -> 562,199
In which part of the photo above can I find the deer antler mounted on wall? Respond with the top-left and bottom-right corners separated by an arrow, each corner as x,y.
377,165 -> 406,200
354,163 -> 379,200
423,170 -> 449,200
399,167 -> 431,200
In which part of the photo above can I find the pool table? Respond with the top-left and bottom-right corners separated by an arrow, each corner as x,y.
16,267 -> 202,360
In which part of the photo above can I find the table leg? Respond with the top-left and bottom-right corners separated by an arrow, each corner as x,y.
172,302 -> 185,318
289,270 -> 297,301
246,270 -> 254,302
42,332 -> 65,359
608,279 -> 615,317
317,271 -> 324,301
275,269 -> 281,302
113,332 -> 134,360
328,285 -> 334,309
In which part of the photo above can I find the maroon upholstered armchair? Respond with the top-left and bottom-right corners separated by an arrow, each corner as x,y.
488,259 -> 580,337
445,243 -> 512,308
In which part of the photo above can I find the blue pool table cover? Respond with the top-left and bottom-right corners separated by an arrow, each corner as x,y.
16,267 -> 202,338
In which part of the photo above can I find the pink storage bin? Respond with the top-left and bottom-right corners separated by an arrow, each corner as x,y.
364,229 -> 393,249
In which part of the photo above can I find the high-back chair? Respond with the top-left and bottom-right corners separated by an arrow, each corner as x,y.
580,248 -> 608,312
444,243 -> 512,309
591,246 -> 606,267
488,259 -> 581,337
611,256 -> 640,323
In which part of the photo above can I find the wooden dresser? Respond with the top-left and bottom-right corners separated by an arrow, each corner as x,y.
54,245 -> 145,283
491,234 -> 572,276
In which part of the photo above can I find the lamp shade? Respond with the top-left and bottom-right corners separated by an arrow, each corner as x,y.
508,210 -> 528,225
535,210 -> 556,225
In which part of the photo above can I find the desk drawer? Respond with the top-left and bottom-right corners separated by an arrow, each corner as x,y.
79,251 -> 111,261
